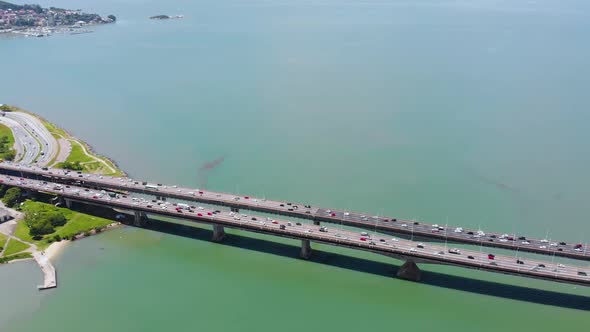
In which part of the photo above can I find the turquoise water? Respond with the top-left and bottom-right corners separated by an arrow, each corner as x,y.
1,0 -> 590,330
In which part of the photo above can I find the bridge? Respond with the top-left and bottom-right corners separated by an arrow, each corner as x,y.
0,162 -> 588,261
0,164 -> 589,286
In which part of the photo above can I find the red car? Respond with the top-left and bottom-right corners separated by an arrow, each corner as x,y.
360,237 -> 367,241
272,221 -> 279,224
575,244 -> 583,249
207,212 -> 212,216
198,191 -> 204,195
244,196 -> 250,199
331,213 -> 336,217
488,254 -> 495,260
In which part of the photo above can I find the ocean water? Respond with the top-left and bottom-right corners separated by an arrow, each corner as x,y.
1,0 -> 590,330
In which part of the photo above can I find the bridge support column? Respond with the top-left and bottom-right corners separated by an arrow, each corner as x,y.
212,224 -> 226,242
230,207 -> 239,213
300,239 -> 312,260
396,260 -> 422,282
134,211 -> 147,227
64,198 -> 72,209
313,220 -> 320,226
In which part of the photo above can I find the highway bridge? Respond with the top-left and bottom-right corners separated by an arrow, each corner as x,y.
1,173 -> 589,286
1,162 -> 588,261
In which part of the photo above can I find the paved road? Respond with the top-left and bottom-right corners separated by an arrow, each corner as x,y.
0,116 -> 39,163
2,173 -> 589,286
1,112 -> 59,166
1,162 -> 587,261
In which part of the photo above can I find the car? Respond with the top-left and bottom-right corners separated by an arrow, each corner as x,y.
516,259 -> 524,265
558,264 -> 565,268
540,239 -> 549,243
361,232 -> 369,236
369,241 -> 376,245
331,213 -> 336,217
343,212 -> 350,216
392,218 -> 397,222
578,271 -> 588,276
379,239 -> 386,242
467,231 -> 474,235
522,241 -> 530,245
559,241 -> 567,245
490,234 -> 497,238
287,222 -> 292,226
401,224 -> 408,228
448,248 -> 461,255
244,196 -> 250,199
557,248 -> 563,251
207,212 -> 212,216
296,222 -> 302,226
454,228 -> 463,233
487,254 -> 495,260
574,243 -> 583,249
413,221 -> 419,225
417,243 -> 425,249
360,237 -> 367,241
489,262 -> 498,266
279,225 -> 286,230
280,204 -> 285,207
537,264 -> 546,268
539,245 -> 547,249
575,248 -> 582,252
272,220 -> 279,224
251,217 -> 257,221
467,255 -> 475,259
319,227 -> 328,232
518,236 -> 526,240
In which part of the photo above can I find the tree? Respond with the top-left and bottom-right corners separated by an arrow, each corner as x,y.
2,149 -> 16,161
2,187 -> 22,208
29,218 -> 55,236
46,211 -> 66,227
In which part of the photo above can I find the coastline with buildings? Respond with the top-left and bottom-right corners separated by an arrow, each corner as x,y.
0,1 -> 115,37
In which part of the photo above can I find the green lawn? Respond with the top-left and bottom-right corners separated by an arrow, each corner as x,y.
0,252 -> 32,264
18,201 -> 115,250
3,238 -> 30,256
0,232 -> 8,252
0,123 -> 16,160
58,140 -> 123,176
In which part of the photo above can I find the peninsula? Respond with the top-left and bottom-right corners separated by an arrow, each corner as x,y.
0,1 -> 116,37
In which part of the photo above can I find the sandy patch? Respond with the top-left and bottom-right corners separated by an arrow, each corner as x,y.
43,240 -> 70,260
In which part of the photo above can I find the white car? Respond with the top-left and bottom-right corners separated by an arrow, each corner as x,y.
344,212 -> 350,216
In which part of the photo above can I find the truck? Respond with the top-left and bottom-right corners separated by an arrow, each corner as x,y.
177,203 -> 190,210
145,184 -> 159,191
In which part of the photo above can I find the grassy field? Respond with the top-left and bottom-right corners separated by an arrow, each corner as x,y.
0,252 -> 32,264
16,201 -> 115,250
2,237 -> 29,256
0,232 -> 8,252
0,123 -> 16,160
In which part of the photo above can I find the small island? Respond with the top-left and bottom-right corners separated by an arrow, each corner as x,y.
149,14 -> 183,20
0,1 -> 116,37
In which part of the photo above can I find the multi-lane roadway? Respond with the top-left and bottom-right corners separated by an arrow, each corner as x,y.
1,173 -> 589,286
1,161 -> 587,261
0,111 -> 61,166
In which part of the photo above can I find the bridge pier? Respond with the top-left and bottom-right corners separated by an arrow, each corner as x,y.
134,211 -> 147,227
64,198 -> 72,209
300,239 -> 312,259
396,260 -> 422,282
212,224 -> 226,242
313,220 -> 320,226
230,207 -> 239,213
